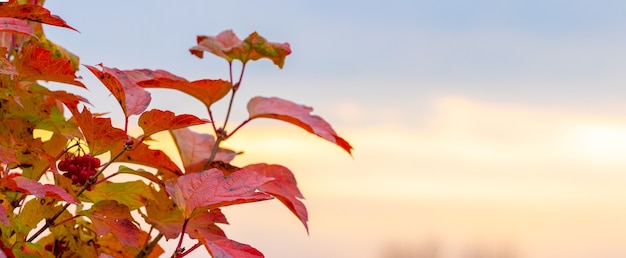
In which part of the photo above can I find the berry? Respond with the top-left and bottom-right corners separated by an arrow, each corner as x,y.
57,154 -> 101,187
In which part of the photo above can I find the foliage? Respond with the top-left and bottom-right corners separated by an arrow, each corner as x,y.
0,1 -> 352,257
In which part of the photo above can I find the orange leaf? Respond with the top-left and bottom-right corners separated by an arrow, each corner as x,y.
190,30 -> 291,68
165,168 -> 273,218
85,64 -> 151,117
0,17 -> 35,37
141,186 -> 184,240
139,78 -> 231,110
170,128 -> 238,173
113,138 -> 183,176
14,44 -> 84,87
247,96 -> 353,154
81,200 -> 142,248
244,163 -> 308,233
138,109 -> 208,138
72,108 -> 127,156
0,1 -> 77,31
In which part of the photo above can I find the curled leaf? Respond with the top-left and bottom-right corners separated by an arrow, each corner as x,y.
244,163 -> 308,233
190,30 -> 291,68
247,96 -> 353,154
85,64 -> 151,117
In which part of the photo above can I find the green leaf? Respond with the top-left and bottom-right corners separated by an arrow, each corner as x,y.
82,180 -> 155,211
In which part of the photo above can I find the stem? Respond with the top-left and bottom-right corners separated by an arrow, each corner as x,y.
134,233 -> 164,258
180,242 -> 202,257
222,63 -> 246,129
208,108 -> 218,135
173,219 -> 189,258
226,119 -> 251,138
26,147 -> 128,242
203,137 -> 223,170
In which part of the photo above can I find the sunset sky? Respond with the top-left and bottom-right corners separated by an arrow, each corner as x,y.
43,1 -> 626,257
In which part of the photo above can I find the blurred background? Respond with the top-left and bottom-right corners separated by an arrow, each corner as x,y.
44,1 -> 626,257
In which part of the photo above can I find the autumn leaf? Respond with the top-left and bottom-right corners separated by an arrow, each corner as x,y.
85,64 -> 151,118
0,47 -> 16,75
112,139 -> 182,176
0,17 -> 36,38
0,1 -> 77,31
117,166 -> 163,186
46,90 -> 89,118
138,78 -> 231,110
81,180 -> 155,211
186,209 -> 263,258
80,200 -> 142,248
0,194 -> 11,226
139,187 -> 185,239
6,175 -> 75,204
13,44 -> 85,87
14,198 -> 63,235
165,168 -> 273,218
0,204 -> 8,226
141,186 -> 184,240
247,96 -> 353,154
244,163 -> 308,233
72,107 -> 127,156
138,109 -> 208,138
170,128 -> 238,173
0,144 -> 18,165
190,30 -> 291,68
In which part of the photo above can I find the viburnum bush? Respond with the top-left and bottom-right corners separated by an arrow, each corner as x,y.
0,1 -> 352,257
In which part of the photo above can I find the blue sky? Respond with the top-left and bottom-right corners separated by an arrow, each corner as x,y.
41,1 -> 626,257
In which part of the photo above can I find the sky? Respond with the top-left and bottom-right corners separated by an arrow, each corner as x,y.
41,1 -> 626,257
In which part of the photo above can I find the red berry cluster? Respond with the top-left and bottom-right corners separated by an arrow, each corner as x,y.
57,154 -> 101,185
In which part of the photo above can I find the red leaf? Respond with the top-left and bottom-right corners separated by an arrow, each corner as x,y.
0,2 -> 77,31
170,128 -> 238,173
188,210 -> 263,258
0,17 -> 35,37
81,200 -> 142,248
7,175 -> 75,204
113,139 -> 183,176
244,163 -> 308,233
138,109 -> 208,138
189,30 -> 242,61
190,30 -> 291,68
85,64 -> 151,117
14,44 -> 84,87
0,144 -> 18,165
72,108 -> 127,156
138,78 -> 231,110
247,96 -> 353,154
165,168 -> 273,218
